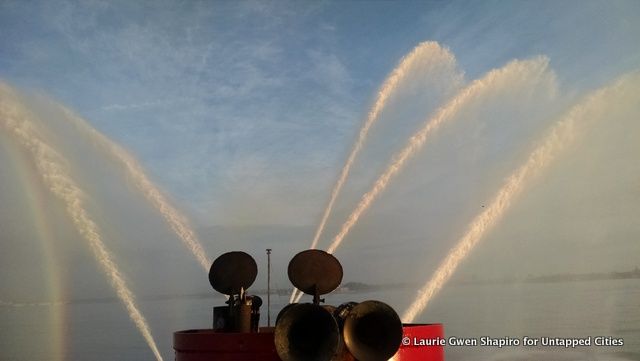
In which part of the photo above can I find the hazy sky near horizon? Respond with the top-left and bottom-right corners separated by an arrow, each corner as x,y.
1,0 -> 640,299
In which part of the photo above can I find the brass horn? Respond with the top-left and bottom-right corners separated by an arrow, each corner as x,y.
341,300 -> 403,361
275,303 -> 297,325
274,303 -> 340,361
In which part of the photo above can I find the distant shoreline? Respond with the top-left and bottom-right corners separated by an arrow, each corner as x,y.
3,268 -> 639,307
450,267 -> 640,286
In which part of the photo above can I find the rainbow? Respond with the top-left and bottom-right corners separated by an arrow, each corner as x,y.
0,130 -> 67,361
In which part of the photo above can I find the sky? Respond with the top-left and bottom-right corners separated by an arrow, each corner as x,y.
1,0 -> 640,300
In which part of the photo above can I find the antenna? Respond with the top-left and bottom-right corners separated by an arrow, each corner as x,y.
266,248 -> 272,327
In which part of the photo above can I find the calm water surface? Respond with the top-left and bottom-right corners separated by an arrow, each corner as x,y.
1,279 -> 638,360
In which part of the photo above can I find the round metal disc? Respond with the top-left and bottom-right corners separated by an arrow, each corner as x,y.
208,251 -> 257,295
287,250 -> 342,296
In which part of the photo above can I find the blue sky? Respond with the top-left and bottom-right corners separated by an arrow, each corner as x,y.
1,0 -> 640,285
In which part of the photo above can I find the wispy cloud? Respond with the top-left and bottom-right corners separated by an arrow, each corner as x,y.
0,0 -> 366,227
1,0 -> 639,261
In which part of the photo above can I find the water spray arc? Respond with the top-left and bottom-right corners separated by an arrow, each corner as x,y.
309,41 -> 457,250
0,87 -> 164,361
325,57 -> 551,256
293,57 -> 552,303
292,41 -> 460,303
402,73 -> 638,323
59,108 -> 211,272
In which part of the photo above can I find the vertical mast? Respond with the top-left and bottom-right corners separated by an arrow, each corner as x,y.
266,248 -> 272,327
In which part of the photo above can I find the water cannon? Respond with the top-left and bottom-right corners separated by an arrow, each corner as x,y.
275,249 -> 403,361
174,249 -> 445,361
209,251 -> 261,332
275,250 -> 342,361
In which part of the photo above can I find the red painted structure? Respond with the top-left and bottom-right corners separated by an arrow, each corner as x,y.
395,324 -> 445,361
174,328 -> 279,361
174,323 -> 445,361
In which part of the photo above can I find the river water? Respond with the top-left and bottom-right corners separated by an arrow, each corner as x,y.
1,279 -> 638,360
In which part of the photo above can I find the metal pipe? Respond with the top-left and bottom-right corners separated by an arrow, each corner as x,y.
266,248 -> 272,327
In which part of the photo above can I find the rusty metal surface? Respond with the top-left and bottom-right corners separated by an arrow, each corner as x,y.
287,250 -> 343,296
208,251 -> 258,295
342,300 -> 402,361
274,303 -> 339,361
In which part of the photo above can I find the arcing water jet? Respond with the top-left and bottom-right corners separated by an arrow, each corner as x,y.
293,57 -> 554,303
309,41 -> 460,251
0,85 -> 164,361
402,72 -> 639,323
324,57 -> 553,256
58,107 -> 211,271
293,41 -> 461,303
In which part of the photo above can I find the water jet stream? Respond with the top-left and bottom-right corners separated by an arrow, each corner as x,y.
292,41 -> 460,303
325,58 -> 551,255
402,73 -> 638,323
294,57 -> 551,303
59,107 -> 211,271
0,86 -> 164,361
310,41 -> 458,250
